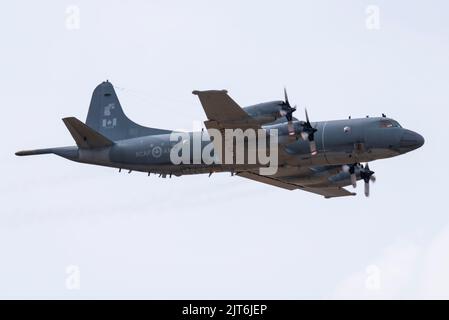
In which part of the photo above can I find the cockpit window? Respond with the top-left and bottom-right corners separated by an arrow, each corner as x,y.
379,120 -> 401,128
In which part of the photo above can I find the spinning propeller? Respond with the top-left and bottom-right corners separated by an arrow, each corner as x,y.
342,163 -> 376,197
300,108 -> 318,155
281,88 -> 318,155
360,163 -> 376,197
281,88 -> 297,136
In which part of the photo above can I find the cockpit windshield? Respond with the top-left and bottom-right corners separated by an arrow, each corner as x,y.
379,119 -> 401,128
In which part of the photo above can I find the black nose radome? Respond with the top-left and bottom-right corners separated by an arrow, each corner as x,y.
399,129 -> 424,152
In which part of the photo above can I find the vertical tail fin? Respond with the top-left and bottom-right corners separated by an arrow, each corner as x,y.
85,81 -> 172,141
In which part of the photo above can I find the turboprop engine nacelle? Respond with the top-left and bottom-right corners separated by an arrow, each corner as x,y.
243,101 -> 289,125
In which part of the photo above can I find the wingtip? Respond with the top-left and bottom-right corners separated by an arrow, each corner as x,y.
192,89 -> 228,95
62,116 -> 77,122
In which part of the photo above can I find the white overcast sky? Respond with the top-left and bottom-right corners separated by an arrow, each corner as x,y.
1,0 -> 449,299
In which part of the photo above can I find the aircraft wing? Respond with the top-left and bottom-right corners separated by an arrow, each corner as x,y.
236,171 -> 356,198
192,90 -> 260,130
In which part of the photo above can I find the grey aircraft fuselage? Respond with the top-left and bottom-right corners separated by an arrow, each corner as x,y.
16,81 -> 424,197
35,114 -> 422,174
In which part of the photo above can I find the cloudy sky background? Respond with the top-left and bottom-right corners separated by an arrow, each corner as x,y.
1,0 -> 448,298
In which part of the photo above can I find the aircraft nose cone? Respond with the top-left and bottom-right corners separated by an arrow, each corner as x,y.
399,129 -> 424,152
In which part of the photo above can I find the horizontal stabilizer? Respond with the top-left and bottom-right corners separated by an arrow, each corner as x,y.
62,117 -> 114,148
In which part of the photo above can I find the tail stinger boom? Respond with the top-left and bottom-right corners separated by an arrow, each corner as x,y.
16,80 -> 173,158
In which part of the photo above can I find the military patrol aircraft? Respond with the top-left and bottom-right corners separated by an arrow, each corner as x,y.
16,81 -> 424,198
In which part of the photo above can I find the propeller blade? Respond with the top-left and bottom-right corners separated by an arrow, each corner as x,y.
364,181 -> 370,197
281,88 -> 296,123
301,132 -> 309,140
284,87 -> 290,106
359,163 -> 375,197
348,164 -> 357,188
287,121 -> 295,136
307,130 -> 316,142
351,173 -> 357,188
298,108 -> 318,155
309,140 -> 317,155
